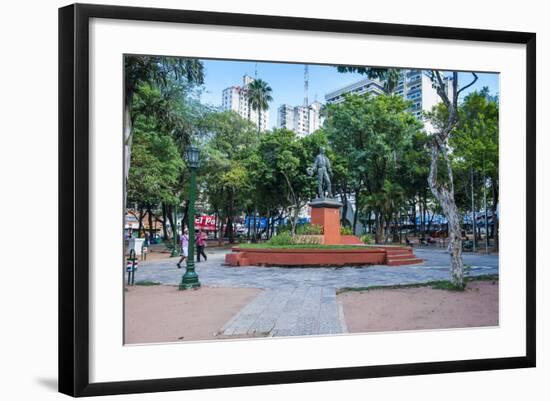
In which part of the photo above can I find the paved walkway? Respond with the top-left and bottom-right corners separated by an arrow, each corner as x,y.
133,248 -> 498,337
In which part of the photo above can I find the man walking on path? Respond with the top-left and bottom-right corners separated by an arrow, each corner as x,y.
177,229 -> 189,268
196,229 -> 208,262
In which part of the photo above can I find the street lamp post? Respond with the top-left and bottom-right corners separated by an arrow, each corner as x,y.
179,145 -> 201,290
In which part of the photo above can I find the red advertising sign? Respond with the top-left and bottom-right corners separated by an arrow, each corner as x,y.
195,215 -> 217,231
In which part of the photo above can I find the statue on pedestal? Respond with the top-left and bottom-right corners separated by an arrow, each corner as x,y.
307,146 -> 333,199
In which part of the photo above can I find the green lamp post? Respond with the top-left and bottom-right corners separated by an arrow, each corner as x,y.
179,145 -> 201,290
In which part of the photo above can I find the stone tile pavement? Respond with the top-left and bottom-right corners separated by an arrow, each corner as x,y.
132,247 -> 498,337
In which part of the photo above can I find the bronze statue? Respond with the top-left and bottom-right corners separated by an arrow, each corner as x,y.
308,146 -> 333,198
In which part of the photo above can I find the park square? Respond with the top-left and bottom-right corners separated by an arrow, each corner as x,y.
123,55 -> 499,344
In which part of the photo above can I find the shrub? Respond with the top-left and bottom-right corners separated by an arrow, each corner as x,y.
267,232 -> 294,246
340,226 -> 353,235
360,234 -> 375,244
296,223 -> 324,235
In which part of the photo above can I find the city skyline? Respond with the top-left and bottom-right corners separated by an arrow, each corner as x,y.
198,58 -> 500,130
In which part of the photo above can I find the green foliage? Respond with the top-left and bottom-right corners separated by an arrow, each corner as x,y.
337,274 -> 499,294
239,243 -> 363,249
324,93 -> 422,241
199,111 -> 259,241
266,232 -> 294,246
360,234 -> 375,244
134,281 -> 161,286
340,226 -> 353,235
127,124 -> 184,206
247,128 -> 318,233
247,78 -> 273,133
125,55 -> 204,101
296,224 -> 324,235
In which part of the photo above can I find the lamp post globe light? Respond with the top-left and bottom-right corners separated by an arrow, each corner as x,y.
179,145 -> 201,290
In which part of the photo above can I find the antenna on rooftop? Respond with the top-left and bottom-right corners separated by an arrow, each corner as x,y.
304,64 -> 309,107
255,62 -> 258,78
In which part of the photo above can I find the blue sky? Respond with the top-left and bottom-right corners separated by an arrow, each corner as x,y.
198,58 -> 499,129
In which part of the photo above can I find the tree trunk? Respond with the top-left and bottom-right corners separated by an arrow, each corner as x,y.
374,211 -> 381,244
428,141 -> 464,287
252,209 -> 258,243
227,215 -> 234,244
246,210 -> 251,240
166,205 -> 175,241
228,192 -> 236,244
266,210 -> 271,240
137,206 -> 145,238
147,206 -> 154,240
161,203 -> 168,240
123,98 -> 134,214
352,191 -> 360,235
340,190 -> 348,226
217,213 -> 223,246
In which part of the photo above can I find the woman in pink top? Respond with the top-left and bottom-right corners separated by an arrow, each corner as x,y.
196,229 -> 208,262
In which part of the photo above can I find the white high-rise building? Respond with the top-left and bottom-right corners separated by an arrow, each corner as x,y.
221,75 -> 269,132
277,104 -> 294,130
308,101 -> 323,134
277,101 -> 323,137
325,78 -> 385,104
324,70 -> 453,128
394,69 -> 453,121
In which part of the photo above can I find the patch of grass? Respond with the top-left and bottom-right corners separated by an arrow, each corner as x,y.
237,243 -> 364,250
430,281 -> 466,291
134,280 -> 161,286
337,274 -> 498,294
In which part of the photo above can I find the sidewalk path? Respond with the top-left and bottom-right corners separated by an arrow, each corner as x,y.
133,248 -> 498,337
220,286 -> 345,337
135,248 -> 498,289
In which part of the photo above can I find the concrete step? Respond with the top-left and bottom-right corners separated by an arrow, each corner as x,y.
387,258 -> 423,266
385,248 -> 412,254
386,253 -> 415,260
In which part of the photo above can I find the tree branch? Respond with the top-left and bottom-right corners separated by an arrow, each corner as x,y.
457,72 -> 479,97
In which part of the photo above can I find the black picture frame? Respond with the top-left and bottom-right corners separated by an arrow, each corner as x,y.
59,3 -> 536,397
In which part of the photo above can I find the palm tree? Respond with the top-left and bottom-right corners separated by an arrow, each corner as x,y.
124,56 -> 204,185
247,79 -> 273,135
245,78 -> 273,241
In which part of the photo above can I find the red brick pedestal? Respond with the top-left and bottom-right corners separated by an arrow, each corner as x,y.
311,206 -> 341,244
310,198 -> 343,245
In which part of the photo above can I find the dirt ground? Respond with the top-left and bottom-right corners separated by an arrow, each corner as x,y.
338,280 -> 499,333
124,285 -> 262,344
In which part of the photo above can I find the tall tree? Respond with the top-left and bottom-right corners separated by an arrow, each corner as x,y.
124,56 -> 204,197
451,88 -> 499,250
324,93 -> 421,241
246,78 -> 273,240
247,78 -> 273,134
425,71 -> 478,288
201,111 -> 258,243
250,129 -> 317,235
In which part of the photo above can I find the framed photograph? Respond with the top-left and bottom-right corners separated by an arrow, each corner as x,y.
59,3 -> 536,397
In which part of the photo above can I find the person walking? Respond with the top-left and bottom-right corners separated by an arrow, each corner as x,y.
177,229 -> 189,268
196,229 -> 208,262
